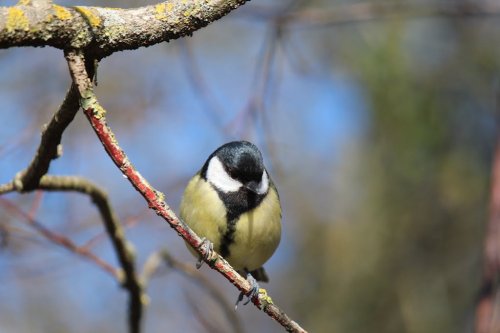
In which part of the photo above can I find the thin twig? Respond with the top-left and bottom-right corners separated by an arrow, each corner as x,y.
27,191 -> 44,220
82,210 -> 148,251
13,84 -> 80,192
0,122 -> 37,158
178,40 -> 229,136
241,1 -> 500,28
39,175 -> 145,333
1,171 -> 145,333
184,291 -> 226,333
67,49 -> 307,333
227,23 -> 278,138
0,197 -> 118,277
142,250 -> 244,333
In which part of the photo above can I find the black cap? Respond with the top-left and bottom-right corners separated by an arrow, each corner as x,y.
201,141 -> 264,183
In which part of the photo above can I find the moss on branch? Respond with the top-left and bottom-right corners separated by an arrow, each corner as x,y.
0,0 -> 249,58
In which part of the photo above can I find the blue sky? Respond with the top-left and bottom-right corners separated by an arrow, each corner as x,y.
0,1 -> 368,331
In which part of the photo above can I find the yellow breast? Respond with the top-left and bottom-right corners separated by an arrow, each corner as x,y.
225,187 -> 281,271
179,174 -> 281,271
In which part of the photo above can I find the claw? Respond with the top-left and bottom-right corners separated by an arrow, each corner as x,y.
235,272 -> 260,309
196,237 -> 214,269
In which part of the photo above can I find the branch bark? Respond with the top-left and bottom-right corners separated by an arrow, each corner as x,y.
66,49 -> 307,333
37,175 -> 145,333
1,174 -> 144,333
0,0 -> 249,58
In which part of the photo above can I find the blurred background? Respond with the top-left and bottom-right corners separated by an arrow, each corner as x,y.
0,0 -> 498,332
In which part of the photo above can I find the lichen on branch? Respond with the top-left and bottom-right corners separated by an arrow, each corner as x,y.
0,0 -> 249,58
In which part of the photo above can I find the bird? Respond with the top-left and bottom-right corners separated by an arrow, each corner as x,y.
180,141 -> 281,305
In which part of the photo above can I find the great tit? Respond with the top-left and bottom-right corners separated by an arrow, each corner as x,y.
180,141 -> 281,303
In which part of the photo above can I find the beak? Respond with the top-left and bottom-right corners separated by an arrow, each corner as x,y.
244,181 -> 260,193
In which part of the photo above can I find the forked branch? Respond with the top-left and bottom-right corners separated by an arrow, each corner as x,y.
0,174 -> 144,333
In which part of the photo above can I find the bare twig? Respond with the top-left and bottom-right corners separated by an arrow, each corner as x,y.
67,49 -> 307,333
184,291 -> 226,333
227,23 -> 279,139
228,22 -> 286,179
27,190 -> 44,220
0,122 -> 37,158
178,40 -> 229,135
40,174 -> 144,333
1,172 -> 145,333
242,1 -> 500,28
0,197 -> 118,277
12,84 -> 80,192
82,210 -> 148,251
142,250 -> 244,333
0,66 -> 81,196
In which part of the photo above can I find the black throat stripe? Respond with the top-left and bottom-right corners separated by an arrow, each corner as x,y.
217,188 -> 265,258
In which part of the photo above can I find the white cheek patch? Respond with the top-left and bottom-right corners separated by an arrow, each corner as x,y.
256,170 -> 269,195
206,156 -> 242,192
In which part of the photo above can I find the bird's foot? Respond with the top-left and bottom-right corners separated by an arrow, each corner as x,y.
235,272 -> 260,309
196,237 -> 214,269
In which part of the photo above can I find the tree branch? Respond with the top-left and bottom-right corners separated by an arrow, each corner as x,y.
1,174 -> 145,333
36,175 -> 145,333
66,49 -> 307,333
0,0 -> 249,59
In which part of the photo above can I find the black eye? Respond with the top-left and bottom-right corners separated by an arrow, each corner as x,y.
225,166 -> 238,178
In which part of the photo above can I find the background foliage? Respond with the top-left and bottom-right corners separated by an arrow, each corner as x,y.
0,0 -> 497,332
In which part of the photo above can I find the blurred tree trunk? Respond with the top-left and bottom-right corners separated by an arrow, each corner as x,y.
476,98 -> 500,333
